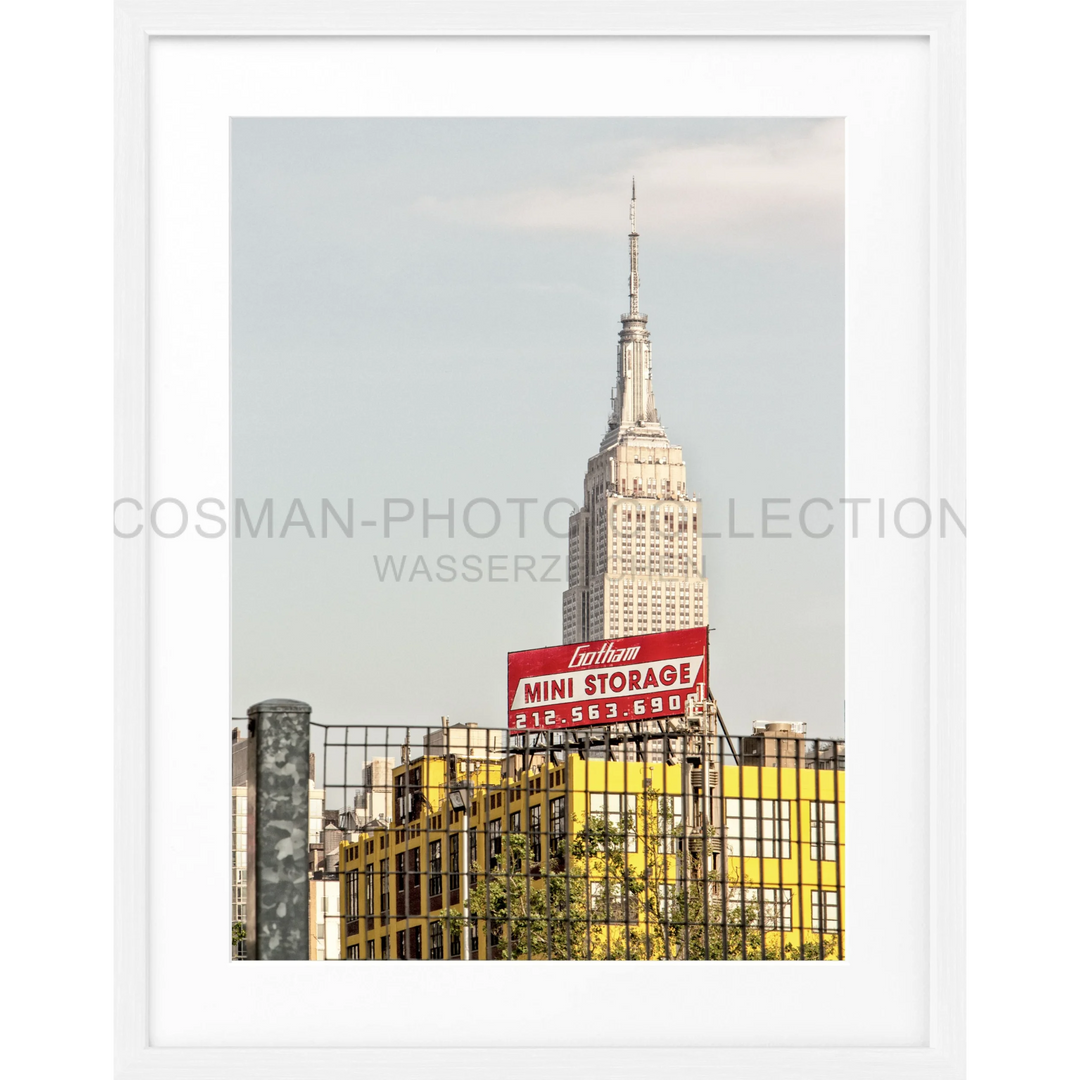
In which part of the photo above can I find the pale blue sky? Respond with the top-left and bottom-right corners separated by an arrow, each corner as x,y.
231,118 -> 844,736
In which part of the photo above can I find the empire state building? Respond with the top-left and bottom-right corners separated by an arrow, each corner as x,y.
562,185 -> 708,644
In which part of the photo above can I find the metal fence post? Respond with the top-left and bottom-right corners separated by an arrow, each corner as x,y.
245,698 -> 311,960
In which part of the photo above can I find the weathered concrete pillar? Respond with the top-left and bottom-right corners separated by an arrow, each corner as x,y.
245,698 -> 311,960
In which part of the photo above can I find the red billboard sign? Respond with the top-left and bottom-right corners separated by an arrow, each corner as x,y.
507,627 -> 708,732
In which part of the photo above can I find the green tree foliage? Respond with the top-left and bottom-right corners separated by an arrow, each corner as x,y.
670,869 -> 837,961
467,789 -> 837,961
469,810 -> 647,960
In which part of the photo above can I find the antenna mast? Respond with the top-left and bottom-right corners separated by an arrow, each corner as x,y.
628,178 -> 639,317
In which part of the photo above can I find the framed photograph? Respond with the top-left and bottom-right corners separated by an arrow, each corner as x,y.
116,2 -> 964,1077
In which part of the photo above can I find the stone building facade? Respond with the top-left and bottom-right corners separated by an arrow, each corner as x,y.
563,186 -> 708,643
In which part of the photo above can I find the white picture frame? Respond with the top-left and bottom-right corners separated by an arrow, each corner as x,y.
115,2 -> 964,1077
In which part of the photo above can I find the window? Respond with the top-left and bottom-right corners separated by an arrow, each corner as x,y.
528,803 -> 542,861
345,869 -> 360,920
488,819 -> 502,868
448,833 -> 460,893
509,810 -> 521,833
364,865 -> 374,914
346,944 -> 361,960
379,857 -> 390,913
429,839 -> 443,897
395,852 -> 405,894
727,887 -> 793,930
232,866 -> 247,921
410,924 -> 423,959
396,929 -> 406,959
656,881 -> 675,919
656,794 -> 684,853
366,939 -> 375,960
811,890 -> 839,933
810,801 -> 838,861
429,921 -> 444,960
449,925 -> 462,958
549,797 -> 566,853
468,827 -> 477,886
407,766 -> 423,821
589,881 -> 638,922
408,846 -> 421,891
380,934 -> 389,960
589,793 -> 637,852
725,798 -> 791,859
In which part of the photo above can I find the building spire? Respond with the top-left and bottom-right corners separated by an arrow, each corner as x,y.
602,182 -> 664,449
628,178 -> 639,317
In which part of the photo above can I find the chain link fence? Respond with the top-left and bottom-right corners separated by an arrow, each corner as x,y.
298,716 -> 843,961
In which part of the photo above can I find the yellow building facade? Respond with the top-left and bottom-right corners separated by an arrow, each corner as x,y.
340,733 -> 844,961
